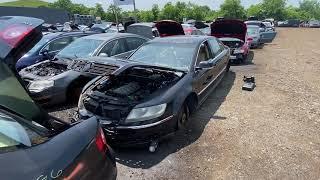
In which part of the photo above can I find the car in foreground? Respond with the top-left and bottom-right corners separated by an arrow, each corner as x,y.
0,16 -> 116,180
16,31 -> 97,71
211,19 -> 250,63
20,33 -> 149,106
77,36 -> 230,150
126,20 -> 185,39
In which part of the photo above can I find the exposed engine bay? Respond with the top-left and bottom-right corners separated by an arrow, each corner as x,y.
82,67 -> 184,121
220,39 -> 244,49
24,61 -> 68,77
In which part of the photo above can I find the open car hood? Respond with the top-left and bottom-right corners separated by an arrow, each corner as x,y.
211,20 -> 247,42
0,16 -> 47,124
155,20 -> 185,37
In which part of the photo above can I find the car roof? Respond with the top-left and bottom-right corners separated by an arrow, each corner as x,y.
129,23 -> 155,27
82,33 -> 145,41
245,20 -> 262,23
149,35 -> 211,44
247,25 -> 260,28
43,31 -> 96,39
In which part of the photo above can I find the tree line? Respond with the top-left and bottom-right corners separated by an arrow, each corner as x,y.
48,0 -> 320,22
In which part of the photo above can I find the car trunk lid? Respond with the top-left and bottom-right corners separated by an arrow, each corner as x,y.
211,19 -> 247,42
0,16 -> 49,125
155,20 -> 185,37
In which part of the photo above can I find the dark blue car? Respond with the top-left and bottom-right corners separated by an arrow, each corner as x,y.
16,31 -> 98,71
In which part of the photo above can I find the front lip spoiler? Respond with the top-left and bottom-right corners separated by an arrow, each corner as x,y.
116,115 -> 174,130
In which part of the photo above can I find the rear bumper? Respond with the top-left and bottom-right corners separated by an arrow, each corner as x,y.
230,53 -> 244,63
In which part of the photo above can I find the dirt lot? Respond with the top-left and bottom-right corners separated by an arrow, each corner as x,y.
49,28 -> 320,179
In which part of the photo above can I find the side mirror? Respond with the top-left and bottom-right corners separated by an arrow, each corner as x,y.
196,61 -> 211,70
99,53 -> 109,57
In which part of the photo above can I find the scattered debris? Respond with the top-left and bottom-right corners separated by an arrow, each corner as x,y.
242,76 -> 256,91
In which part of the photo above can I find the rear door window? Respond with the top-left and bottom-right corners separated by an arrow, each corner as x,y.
208,38 -> 223,57
43,36 -> 73,52
126,37 -> 147,51
99,39 -> 128,57
196,41 -> 213,64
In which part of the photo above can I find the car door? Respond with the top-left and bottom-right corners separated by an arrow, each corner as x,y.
208,38 -> 229,76
193,41 -> 216,101
260,31 -> 277,43
123,37 -> 148,59
98,38 -> 128,59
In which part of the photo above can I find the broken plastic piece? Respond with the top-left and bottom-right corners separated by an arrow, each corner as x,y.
242,76 -> 256,91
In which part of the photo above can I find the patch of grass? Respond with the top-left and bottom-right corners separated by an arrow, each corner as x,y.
0,0 -> 49,7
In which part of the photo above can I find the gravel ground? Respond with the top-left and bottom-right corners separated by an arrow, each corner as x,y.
49,28 -> 320,179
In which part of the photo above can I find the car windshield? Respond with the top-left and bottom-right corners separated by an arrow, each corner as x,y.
27,35 -> 52,54
247,28 -> 259,35
56,38 -> 104,59
91,23 -> 110,29
0,110 -> 48,153
128,42 -> 195,71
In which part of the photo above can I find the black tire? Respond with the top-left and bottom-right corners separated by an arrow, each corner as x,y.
177,103 -> 190,130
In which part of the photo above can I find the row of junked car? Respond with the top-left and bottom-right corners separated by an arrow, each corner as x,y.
0,16 -> 276,180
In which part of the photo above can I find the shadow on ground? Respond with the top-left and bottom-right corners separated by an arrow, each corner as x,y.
115,71 -> 236,169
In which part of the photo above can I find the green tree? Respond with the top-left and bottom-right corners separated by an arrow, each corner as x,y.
299,0 -> 320,19
285,6 -> 303,19
105,5 -> 122,22
93,3 -> 105,19
151,4 -> 160,21
219,0 -> 246,19
247,4 -> 265,19
49,0 -> 73,12
261,0 -> 286,20
161,2 -> 180,21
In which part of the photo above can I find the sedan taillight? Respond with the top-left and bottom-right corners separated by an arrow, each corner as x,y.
95,127 -> 108,153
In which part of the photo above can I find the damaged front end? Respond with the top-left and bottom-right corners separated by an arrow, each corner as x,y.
79,66 -> 185,145
220,38 -> 246,63
23,60 -> 68,77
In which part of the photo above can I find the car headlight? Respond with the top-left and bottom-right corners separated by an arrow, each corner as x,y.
28,80 -> 54,93
126,104 -> 167,123
233,49 -> 245,54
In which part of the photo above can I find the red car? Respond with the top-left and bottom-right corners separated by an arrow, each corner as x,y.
211,19 -> 250,63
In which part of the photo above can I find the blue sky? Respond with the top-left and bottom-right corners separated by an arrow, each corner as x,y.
0,0 -> 299,10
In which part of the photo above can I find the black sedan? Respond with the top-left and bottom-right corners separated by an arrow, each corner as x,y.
19,33 -> 149,106
0,16 -> 116,179
77,36 -> 230,150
